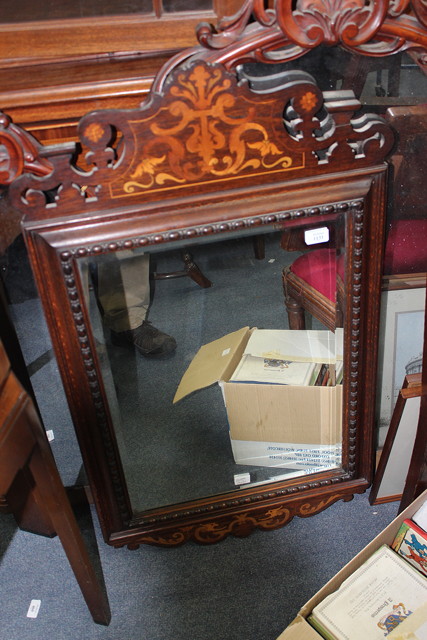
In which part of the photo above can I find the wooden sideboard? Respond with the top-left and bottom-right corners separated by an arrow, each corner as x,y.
1,0 -> 244,144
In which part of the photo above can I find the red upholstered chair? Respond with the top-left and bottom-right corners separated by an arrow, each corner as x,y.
383,218 -> 427,275
283,216 -> 427,330
282,248 -> 344,331
382,105 -> 427,277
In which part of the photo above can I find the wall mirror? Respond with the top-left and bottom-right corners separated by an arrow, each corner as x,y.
1,0 -> 427,548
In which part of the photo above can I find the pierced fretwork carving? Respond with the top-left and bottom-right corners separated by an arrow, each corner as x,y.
196,0 -> 427,65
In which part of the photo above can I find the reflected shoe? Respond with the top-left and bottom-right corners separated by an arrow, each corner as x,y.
110,321 -> 176,357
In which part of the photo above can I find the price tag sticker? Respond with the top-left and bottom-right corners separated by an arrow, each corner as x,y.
27,600 -> 41,619
304,227 -> 330,246
234,473 -> 251,486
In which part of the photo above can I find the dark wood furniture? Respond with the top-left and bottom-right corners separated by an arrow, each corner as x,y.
1,1 -> 427,550
0,340 -> 111,625
153,250 -> 213,287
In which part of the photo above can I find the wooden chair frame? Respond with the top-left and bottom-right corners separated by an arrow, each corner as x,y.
0,341 -> 111,625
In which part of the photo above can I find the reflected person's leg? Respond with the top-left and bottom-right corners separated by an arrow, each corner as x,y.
97,252 -> 176,357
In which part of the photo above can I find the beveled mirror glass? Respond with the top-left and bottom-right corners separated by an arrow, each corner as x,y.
78,222 -> 344,514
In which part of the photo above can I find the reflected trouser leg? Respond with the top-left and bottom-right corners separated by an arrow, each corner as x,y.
97,252 -> 150,333
96,252 -> 176,356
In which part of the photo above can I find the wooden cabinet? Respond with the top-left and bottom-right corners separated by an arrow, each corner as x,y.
1,0 -> 244,143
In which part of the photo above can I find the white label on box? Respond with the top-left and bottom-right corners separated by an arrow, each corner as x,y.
222,348 -> 231,356
304,227 -> 329,245
234,473 -> 251,485
27,600 -> 41,619
231,440 -> 342,470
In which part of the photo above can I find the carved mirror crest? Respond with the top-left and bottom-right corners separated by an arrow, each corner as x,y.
1,0 -> 427,548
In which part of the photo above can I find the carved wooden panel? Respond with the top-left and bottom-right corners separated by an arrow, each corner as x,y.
3,62 -> 393,221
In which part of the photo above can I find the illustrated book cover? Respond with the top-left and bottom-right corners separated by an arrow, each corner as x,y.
308,544 -> 427,639
392,519 -> 427,577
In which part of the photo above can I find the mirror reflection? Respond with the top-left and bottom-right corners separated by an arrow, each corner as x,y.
80,223 -> 344,514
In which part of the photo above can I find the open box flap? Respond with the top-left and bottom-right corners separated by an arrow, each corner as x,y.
173,327 -> 251,403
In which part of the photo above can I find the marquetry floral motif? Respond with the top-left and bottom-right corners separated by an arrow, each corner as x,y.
123,64 -> 293,193
191,505 -> 292,544
84,123 -> 106,144
298,91 -> 319,113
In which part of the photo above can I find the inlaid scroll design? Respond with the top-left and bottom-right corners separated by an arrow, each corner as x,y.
128,492 -> 357,547
123,64 -> 293,194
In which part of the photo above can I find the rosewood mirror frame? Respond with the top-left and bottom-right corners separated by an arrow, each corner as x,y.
1,0 -> 427,549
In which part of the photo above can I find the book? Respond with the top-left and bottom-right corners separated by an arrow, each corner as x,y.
392,519 -> 427,577
229,354 -> 317,385
308,545 -> 427,640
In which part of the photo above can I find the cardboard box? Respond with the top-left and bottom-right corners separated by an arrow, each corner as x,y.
174,327 -> 343,471
276,490 -> 427,639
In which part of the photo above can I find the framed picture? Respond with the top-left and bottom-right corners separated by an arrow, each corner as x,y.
377,279 -> 426,447
370,376 -> 421,504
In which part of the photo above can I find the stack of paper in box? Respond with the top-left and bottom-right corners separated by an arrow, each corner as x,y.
229,329 -> 343,387
307,499 -> 427,639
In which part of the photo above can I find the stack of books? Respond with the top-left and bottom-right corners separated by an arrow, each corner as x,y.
308,501 -> 427,639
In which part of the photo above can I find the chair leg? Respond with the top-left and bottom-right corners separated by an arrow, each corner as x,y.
182,252 -> 212,288
285,295 -> 306,330
252,236 -> 265,260
153,252 -> 212,288
6,466 -> 57,537
27,406 -> 111,625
